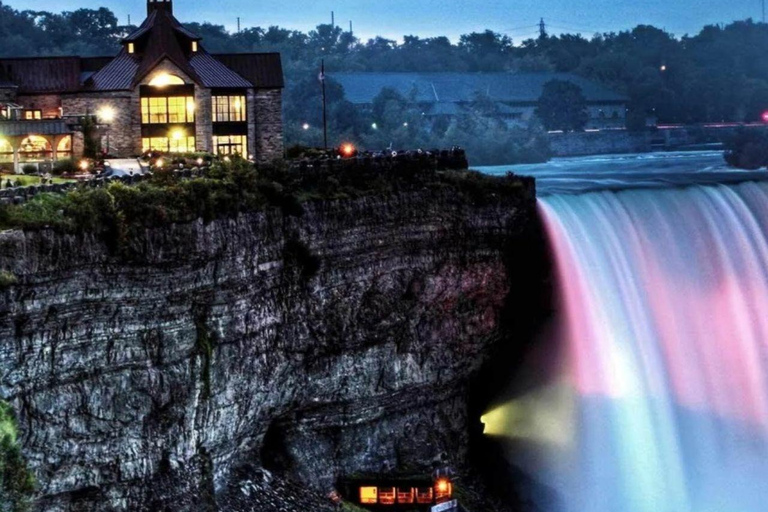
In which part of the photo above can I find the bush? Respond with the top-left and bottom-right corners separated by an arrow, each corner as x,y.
21,164 -> 36,175
0,401 -> 35,512
52,158 -> 78,176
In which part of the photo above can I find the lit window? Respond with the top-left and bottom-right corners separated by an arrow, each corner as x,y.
57,136 -> 72,156
213,135 -> 247,156
19,135 -> 51,160
141,96 -> 195,124
148,73 -> 185,87
212,96 -> 246,122
378,487 -> 396,505
24,110 -> 42,120
359,487 -> 377,505
434,479 -> 453,501
192,41 -> 198,52
128,43 -> 135,54
416,487 -> 434,504
397,488 -> 415,504
142,136 -> 196,153
0,138 -> 13,163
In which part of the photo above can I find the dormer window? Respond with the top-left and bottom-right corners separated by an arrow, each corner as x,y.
128,43 -> 135,54
191,41 -> 198,52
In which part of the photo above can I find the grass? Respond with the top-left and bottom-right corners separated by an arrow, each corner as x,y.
1,174 -> 76,187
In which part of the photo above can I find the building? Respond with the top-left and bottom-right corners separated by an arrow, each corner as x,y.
0,0 -> 284,171
330,72 -> 628,130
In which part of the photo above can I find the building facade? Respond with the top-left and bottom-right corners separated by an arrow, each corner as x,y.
0,0 -> 284,171
330,72 -> 629,131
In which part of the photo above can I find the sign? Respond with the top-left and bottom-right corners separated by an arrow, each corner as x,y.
432,500 -> 459,512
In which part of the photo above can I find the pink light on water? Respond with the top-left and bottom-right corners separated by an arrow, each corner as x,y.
527,182 -> 768,512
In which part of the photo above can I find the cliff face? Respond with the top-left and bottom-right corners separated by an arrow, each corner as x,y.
0,185 -> 536,511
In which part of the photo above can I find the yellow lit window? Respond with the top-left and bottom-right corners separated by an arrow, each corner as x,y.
142,136 -> 196,153
192,41 -> 198,52
24,110 -> 42,120
128,42 -> 135,54
212,95 -> 246,122
213,135 -> 247,156
148,73 -> 185,87
0,138 -> 13,163
57,135 -> 72,156
141,96 -> 194,124
434,479 -> 453,501
359,487 -> 377,505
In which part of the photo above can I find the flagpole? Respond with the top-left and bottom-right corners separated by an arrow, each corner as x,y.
321,59 -> 328,151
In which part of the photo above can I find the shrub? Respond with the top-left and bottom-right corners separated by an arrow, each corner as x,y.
52,158 -> 78,176
0,401 -> 35,512
21,164 -> 36,175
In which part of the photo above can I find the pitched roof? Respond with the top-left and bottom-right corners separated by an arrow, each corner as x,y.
189,52 -> 253,88
0,57 -> 83,93
330,72 -> 628,105
213,53 -> 284,88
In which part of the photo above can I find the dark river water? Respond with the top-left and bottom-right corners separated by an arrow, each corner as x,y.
477,150 -> 768,195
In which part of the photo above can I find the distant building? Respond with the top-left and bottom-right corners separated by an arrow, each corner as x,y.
0,0 -> 284,171
330,72 -> 628,130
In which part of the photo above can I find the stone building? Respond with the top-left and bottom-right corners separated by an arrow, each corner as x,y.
331,72 -> 629,130
0,0 -> 284,171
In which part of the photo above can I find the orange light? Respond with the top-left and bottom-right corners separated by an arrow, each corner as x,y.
79,160 -> 89,171
437,480 -> 449,493
341,143 -> 355,157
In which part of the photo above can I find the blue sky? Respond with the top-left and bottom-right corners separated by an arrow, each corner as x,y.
6,0 -> 766,41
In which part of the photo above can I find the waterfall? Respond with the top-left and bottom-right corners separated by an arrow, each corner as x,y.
493,181 -> 768,512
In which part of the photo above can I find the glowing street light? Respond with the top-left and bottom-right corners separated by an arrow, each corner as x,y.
97,106 -> 115,123
762,111 -> 768,123
371,122 -> 378,129
340,143 -> 356,157
403,122 -> 409,127
302,123 -> 310,130
660,64 -> 667,72
79,160 -> 89,171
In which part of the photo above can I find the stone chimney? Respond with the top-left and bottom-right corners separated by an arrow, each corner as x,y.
147,0 -> 173,16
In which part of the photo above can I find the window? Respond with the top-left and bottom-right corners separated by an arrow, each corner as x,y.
378,487 -> 396,505
141,96 -> 195,124
416,487 -> 434,504
0,138 -> 12,163
434,479 -> 452,501
397,488 -> 415,504
359,487 -> 377,505
19,135 -> 51,161
128,42 -> 135,54
192,41 -> 198,52
24,110 -> 42,120
57,136 -> 72,157
212,95 -> 246,122
213,135 -> 247,156
142,136 -> 196,153
148,73 -> 185,87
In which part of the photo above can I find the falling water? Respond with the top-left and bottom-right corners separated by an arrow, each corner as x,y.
490,181 -> 768,512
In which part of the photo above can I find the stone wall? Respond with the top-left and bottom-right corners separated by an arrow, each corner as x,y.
253,88 -> 283,162
15,94 -> 61,118
194,87 -> 212,153
61,92 -> 136,157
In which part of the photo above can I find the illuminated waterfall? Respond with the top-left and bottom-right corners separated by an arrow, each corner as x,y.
498,181 -> 768,512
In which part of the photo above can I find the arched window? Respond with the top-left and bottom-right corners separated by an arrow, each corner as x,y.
57,136 -> 72,156
19,135 -> 52,161
0,138 -> 13,163
148,73 -> 185,87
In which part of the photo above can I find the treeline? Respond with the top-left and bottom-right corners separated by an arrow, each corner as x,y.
4,1 -> 768,161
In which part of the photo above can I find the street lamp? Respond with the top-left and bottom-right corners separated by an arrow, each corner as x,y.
302,123 -> 310,130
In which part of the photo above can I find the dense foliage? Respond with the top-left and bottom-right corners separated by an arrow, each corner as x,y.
4,2 -> 768,159
535,80 -> 589,132
0,401 -> 34,512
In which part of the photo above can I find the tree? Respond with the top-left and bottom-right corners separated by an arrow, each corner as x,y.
535,80 -> 589,131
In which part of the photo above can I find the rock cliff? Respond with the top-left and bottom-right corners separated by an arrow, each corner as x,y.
0,183 -> 537,511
